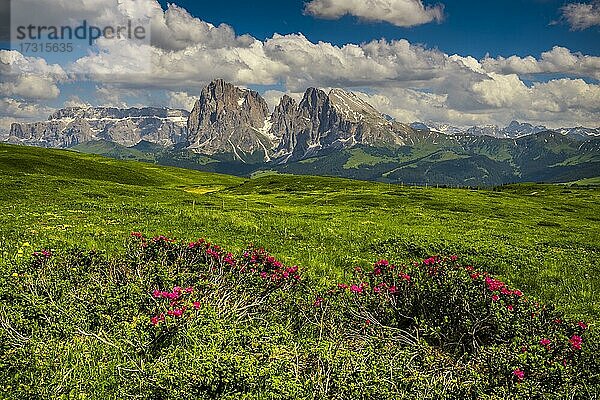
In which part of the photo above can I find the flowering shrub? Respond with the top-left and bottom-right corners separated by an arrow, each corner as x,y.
311,255 -> 595,392
2,234 -> 598,399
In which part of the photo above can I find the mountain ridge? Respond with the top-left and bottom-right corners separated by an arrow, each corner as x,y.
5,79 -> 600,185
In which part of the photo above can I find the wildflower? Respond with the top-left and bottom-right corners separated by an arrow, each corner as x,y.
350,284 -> 363,294
337,283 -> 349,290
260,272 -> 268,279
570,335 -> 583,350
465,265 -> 474,272
485,276 -> 505,291
423,257 -> 436,266
313,297 -> 324,307
507,305 -> 514,312
470,272 -> 480,280
131,232 -> 143,239
373,267 -> 382,276
540,338 -> 551,347
151,314 -> 164,325
167,308 -> 184,317
193,301 -> 201,310
513,368 -> 525,381
521,346 -> 527,353
184,287 -> 194,293
152,289 -> 161,298
578,321 -> 588,330
491,294 -> 499,302
450,255 -> 458,262
388,286 -> 398,294
513,289 -> 523,297
400,273 -> 411,282
554,318 -> 562,324
365,319 -> 371,325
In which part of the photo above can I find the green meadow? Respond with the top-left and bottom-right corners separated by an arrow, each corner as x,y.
1,143 -> 598,320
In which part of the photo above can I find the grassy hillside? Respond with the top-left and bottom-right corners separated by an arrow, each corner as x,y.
2,143 -> 599,398
1,143 -> 598,319
67,131 -> 600,186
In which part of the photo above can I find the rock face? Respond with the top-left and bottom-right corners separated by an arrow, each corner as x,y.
9,107 -> 189,148
187,79 -> 273,161
268,87 -> 413,161
184,80 -> 414,162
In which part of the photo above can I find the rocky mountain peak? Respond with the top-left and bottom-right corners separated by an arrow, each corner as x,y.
187,79 -> 272,161
328,88 -> 380,123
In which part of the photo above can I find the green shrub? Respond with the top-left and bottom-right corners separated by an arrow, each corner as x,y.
0,234 -> 598,399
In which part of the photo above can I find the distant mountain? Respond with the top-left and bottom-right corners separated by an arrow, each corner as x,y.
9,107 -> 189,148
556,127 -> 600,140
4,79 -> 599,186
413,120 -> 600,140
184,80 -> 413,163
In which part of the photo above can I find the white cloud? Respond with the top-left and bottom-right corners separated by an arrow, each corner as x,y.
151,3 -> 254,51
3,0 -> 598,129
0,51 -> 64,100
304,0 -> 444,27
560,1 -> 600,30
63,96 -> 92,108
0,98 -> 56,131
167,91 -> 196,111
0,75 -> 60,100
481,46 -> 600,80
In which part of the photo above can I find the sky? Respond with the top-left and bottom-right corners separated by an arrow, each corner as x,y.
1,0 -> 599,131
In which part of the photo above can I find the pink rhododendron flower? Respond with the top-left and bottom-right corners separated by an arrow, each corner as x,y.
350,284 -> 363,294
152,289 -> 161,298
491,294 -> 499,302
193,301 -> 201,310
570,335 -> 583,350
513,368 -> 525,381
167,308 -> 184,317
540,338 -> 551,347
423,257 -> 436,266
485,276 -> 505,291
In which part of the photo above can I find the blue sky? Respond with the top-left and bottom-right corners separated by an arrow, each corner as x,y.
158,0 -> 599,58
1,0 -> 599,129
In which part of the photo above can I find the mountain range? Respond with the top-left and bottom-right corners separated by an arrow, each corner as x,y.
411,120 -> 600,140
5,79 -> 600,186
